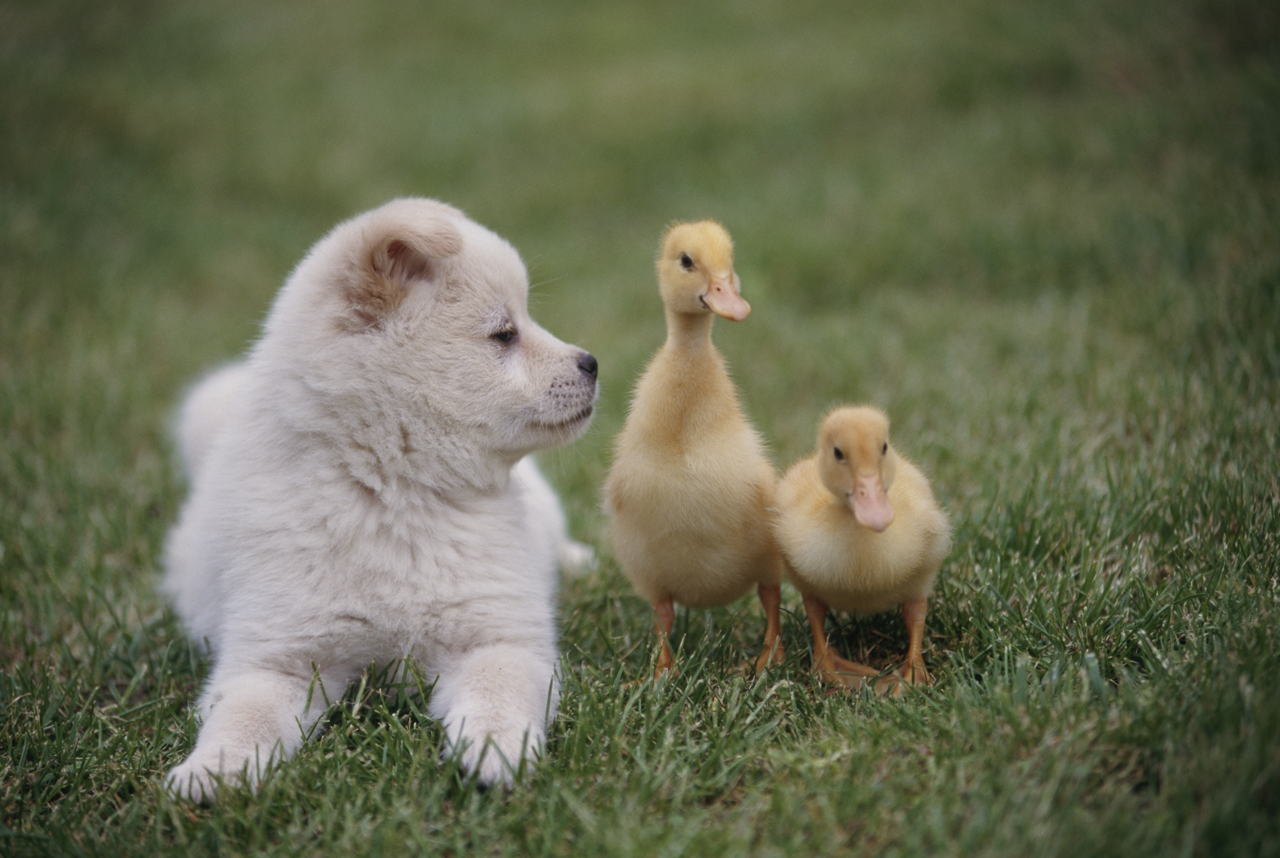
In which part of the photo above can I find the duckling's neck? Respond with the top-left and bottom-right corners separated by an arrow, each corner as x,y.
643,307 -> 735,446
663,308 -> 716,353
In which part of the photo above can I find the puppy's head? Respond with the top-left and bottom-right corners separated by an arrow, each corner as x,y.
260,198 -> 597,487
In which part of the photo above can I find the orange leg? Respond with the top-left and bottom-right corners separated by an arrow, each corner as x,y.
652,596 -> 677,680
895,599 -> 931,691
801,593 -> 881,689
753,583 -> 785,673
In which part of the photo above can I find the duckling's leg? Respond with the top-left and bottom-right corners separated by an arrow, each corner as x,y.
753,583 -> 785,673
895,599 -> 931,689
801,593 -> 880,689
652,596 -> 677,679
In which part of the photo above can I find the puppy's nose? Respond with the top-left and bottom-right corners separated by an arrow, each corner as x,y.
577,351 -> 598,380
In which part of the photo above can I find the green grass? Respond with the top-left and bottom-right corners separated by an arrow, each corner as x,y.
3,0 -> 1278,854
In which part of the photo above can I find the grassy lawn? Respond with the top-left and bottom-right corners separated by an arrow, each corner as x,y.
2,0 -> 1278,855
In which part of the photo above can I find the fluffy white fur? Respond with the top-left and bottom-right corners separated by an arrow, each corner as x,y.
162,198 -> 597,801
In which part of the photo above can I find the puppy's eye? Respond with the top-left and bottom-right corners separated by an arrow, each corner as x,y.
833,447 -> 845,462
490,326 -> 517,345
679,252 -> 695,271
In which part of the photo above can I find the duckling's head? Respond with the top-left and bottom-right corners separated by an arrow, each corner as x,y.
656,221 -> 749,321
817,406 -> 898,532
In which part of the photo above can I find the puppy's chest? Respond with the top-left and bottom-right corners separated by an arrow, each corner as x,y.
328,497 -> 531,601
297,500 -> 549,660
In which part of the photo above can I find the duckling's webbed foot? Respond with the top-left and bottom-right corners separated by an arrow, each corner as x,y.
803,593 -> 873,688
818,652 -> 886,690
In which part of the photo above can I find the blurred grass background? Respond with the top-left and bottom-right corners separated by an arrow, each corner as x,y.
2,0 -> 1278,855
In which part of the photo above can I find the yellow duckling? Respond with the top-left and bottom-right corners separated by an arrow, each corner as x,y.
774,406 -> 950,693
604,221 -> 784,679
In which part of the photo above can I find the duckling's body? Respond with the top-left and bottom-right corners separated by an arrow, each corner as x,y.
775,462 -> 943,617
605,221 -> 783,678
775,406 -> 950,693
609,343 -> 779,610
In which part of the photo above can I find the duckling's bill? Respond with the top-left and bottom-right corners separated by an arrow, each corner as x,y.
852,474 -> 894,532
701,276 -> 751,321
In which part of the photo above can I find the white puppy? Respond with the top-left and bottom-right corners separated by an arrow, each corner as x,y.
162,198 -> 598,801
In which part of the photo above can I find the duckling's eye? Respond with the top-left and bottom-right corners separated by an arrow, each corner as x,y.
490,325 -> 518,345
679,252 -> 695,271
881,442 -> 888,456
833,447 -> 845,462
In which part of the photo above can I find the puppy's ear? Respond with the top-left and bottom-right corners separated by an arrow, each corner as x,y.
346,218 -> 464,330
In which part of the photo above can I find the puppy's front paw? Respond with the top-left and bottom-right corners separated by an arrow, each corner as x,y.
166,756 -> 226,803
450,727 -> 540,788
165,742 -> 263,802
432,644 -> 557,788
